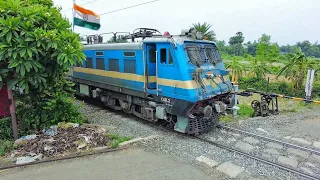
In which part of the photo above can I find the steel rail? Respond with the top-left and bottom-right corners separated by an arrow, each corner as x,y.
0,146 -> 128,171
192,136 -> 320,180
218,125 -> 320,156
74,99 -> 320,179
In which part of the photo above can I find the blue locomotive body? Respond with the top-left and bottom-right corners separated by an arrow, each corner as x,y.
70,29 -> 232,135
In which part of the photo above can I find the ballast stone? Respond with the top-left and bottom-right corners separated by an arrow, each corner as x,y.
313,141 -> 320,149
304,162 -> 316,168
216,161 -> 244,178
291,137 -> 312,145
266,142 -> 283,149
287,148 -> 309,158
243,137 -> 260,145
300,167 -> 314,175
196,155 -> 219,168
235,141 -> 254,153
310,154 -> 320,163
278,156 -> 298,168
264,148 -> 280,156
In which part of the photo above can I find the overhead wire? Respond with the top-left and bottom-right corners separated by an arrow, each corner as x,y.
61,0 -> 161,16
62,0 -> 100,12
99,0 -> 160,16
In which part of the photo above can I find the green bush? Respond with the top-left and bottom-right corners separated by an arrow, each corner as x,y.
238,104 -> 254,117
0,140 -> 14,156
0,0 -> 86,138
0,117 -> 13,140
238,77 -> 316,98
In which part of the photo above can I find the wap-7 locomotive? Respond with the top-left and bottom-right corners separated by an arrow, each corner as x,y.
69,28 -> 232,135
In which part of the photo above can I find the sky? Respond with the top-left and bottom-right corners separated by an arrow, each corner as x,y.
53,0 -> 320,46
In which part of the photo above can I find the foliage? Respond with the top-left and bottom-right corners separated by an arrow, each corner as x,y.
226,57 -> 245,82
0,140 -> 14,156
256,34 -> 280,64
280,40 -> 320,58
277,48 -> 314,89
248,57 -> 270,79
191,22 -> 216,41
238,77 -> 311,97
0,117 -> 13,140
220,115 -> 233,123
0,0 -> 85,91
0,0 -> 86,138
228,32 -> 246,56
244,41 -> 258,56
107,134 -> 132,148
15,77 -> 87,135
238,104 -> 254,117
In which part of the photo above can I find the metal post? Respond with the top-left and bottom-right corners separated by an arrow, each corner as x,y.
7,88 -> 18,140
232,84 -> 239,117
143,50 -> 146,92
155,50 -> 158,96
305,69 -> 315,101
72,0 -> 76,32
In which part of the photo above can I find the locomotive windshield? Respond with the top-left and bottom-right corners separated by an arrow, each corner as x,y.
185,43 -> 222,66
185,44 -> 206,66
204,44 -> 222,64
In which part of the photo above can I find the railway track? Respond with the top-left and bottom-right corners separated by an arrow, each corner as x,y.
192,136 -> 320,180
76,98 -> 320,180
218,125 -> 320,156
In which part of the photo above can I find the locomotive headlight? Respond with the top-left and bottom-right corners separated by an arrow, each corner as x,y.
196,31 -> 203,40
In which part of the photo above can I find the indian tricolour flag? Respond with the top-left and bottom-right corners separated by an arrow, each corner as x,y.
73,4 -> 101,30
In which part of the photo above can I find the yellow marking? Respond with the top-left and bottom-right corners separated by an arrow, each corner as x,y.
292,97 -> 303,101
74,67 -> 145,82
278,95 -> 284,98
157,78 -> 198,89
73,67 -> 230,90
314,101 -> 320,104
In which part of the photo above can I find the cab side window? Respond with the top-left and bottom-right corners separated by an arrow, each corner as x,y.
160,49 -> 167,64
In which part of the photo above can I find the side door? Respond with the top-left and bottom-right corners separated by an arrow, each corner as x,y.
156,43 -> 175,95
145,44 -> 157,90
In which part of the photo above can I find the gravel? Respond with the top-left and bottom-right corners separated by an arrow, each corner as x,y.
76,99 -> 320,180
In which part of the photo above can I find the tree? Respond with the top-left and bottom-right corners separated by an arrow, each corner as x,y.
277,48 -> 314,89
248,57 -> 270,79
228,32 -> 245,56
226,57 -> 245,82
244,41 -> 258,56
191,22 -> 216,41
256,34 -> 279,64
0,0 -> 86,136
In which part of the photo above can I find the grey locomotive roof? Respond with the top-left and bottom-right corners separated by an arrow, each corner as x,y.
83,42 -> 143,50
83,36 -> 215,51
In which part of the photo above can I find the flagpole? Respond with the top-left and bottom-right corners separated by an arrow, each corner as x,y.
72,0 -> 75,32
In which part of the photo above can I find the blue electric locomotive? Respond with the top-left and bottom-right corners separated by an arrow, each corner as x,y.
69,28 -> 232,135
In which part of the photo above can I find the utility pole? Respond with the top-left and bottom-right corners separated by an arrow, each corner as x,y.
7,87 -> 18,140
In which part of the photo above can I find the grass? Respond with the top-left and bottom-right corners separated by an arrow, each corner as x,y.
0,140 -> 14,156
238,104 -> 254,117
106,134 -> 132,148
220,115 -> 234,123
